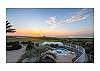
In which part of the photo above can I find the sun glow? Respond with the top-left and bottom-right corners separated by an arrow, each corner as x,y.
6,8 -> 94,38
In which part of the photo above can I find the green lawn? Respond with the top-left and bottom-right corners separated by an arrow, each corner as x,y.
6,37 -> 63,42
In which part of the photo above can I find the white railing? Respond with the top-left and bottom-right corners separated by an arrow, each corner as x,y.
74,46 -> 85,63
65,44 -> 85,63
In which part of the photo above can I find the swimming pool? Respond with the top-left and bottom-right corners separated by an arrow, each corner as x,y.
51,48 -> 71,55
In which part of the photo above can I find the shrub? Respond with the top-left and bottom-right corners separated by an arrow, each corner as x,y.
17,45 -> 56,63
6,41 -> 22,51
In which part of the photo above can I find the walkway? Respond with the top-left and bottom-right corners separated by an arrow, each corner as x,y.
6,47 -> 26,63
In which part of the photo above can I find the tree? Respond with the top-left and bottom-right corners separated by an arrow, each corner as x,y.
6,20 -> 16,33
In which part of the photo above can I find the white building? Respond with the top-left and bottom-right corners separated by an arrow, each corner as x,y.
41,42 -> 64,46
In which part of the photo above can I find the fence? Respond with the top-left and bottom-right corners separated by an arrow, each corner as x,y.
65,44 -> 85,63
74,46 -> 85,63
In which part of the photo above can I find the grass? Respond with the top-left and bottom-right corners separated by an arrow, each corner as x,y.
7,36 -> 94,42
7,37 -> 63,42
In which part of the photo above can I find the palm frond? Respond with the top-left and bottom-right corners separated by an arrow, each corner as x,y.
6,20 -> 16,33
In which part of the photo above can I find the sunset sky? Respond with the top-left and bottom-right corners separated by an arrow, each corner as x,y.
6,8 -> 94,38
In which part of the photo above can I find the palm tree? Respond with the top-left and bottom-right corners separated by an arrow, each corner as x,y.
17,45 -> 57,63
6,20 -> 16,33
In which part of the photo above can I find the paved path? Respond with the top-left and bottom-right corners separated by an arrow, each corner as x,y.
6,47 -> 26,63
56,53 -> 76,63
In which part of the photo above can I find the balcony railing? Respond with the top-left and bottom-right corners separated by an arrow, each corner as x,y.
64,44 -> 85,63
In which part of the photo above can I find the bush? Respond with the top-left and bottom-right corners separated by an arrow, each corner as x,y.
26,41 -> 33,51
39,56 -> 56,63
6,41 -> 22,51
6,42 -> 15,46
50,44 -> 55,48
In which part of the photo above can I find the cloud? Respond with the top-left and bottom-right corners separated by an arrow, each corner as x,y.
46,9 -> 93,25
64,15 -> 87,23
46,16 -> 57,25
77,8 -> 87,15
64,8 -> 91,24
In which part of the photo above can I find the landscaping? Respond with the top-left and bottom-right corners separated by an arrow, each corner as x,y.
6,37 -> 94,63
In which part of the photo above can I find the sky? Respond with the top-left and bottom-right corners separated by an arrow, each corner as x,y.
6,8 -> 94,38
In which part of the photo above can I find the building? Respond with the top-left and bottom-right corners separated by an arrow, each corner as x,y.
41,42 -> 64,46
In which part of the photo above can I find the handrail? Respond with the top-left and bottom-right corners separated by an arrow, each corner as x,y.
74,52 -> 84,63
74,46 -> 85,63
64,44 -> 85,63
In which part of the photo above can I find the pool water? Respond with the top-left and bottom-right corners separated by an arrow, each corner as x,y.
52,48 -> 71,55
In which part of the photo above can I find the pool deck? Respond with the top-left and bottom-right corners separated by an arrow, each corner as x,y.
6,45 -> 76,63
56,53 -> 76,63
